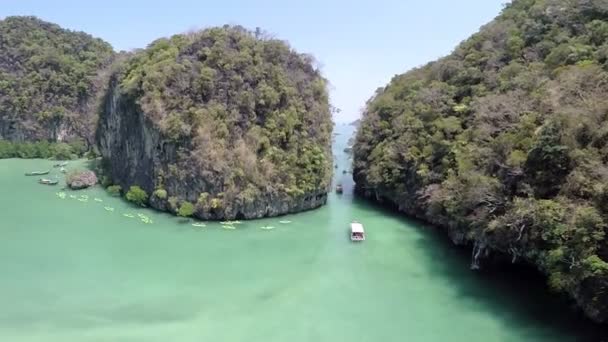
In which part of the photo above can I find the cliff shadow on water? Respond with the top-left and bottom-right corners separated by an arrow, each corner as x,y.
347,193 -> 608,341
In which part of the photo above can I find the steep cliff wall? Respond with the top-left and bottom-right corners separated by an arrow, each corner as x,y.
97,26 -> 332,219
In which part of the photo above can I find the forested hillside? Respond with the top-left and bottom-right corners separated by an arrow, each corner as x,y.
0,16 -> 114,147
353,0 -> 608,322
98,26 -> 332,219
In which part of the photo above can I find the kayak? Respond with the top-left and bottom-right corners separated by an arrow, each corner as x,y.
25,170 -> 50,176
220,220 -> 242,225
38,178 -> 58,185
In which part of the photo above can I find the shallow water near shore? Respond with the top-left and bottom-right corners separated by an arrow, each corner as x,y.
0,124 -> 605,341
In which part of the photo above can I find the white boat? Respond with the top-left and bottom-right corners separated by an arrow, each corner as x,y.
350,221 -> 365,242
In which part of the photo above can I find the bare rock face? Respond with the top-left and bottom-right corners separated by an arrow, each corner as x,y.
66,170 -> 98,190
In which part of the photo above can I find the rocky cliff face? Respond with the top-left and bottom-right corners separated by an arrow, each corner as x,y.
97,26 -> 332,219
353,0 -> 608,323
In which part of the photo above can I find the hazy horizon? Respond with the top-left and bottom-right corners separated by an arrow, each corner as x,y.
1,0 -> 506,123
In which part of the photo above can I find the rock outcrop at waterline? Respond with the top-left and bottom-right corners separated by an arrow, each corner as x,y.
98,26 -> 332,220
353,0 -> 608,323
66,170 -> 98,190
0,16 -> 115,144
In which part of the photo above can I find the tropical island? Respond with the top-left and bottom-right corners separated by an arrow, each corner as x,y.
0,17 -> 332,219
97,26 -> 333,220
353,0 -> 608,323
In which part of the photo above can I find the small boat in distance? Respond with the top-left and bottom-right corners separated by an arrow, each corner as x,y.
25,170 -> 50,176
350,221 -> 365,242
39,178 -> 58,185
53,162 -> 68,168
336,184 -> 343,194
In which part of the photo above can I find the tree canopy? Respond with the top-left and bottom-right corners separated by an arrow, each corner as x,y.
100,26 -> 332,219
0,16 -> 114,143
354,0 -> 608,322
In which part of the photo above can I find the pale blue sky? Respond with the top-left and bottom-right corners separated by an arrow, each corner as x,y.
2,0 -> 506,123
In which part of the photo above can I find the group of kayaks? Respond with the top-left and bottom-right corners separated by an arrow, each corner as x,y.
54,189 -> 296,229
25,170 -> 58,185
188,219 -> 293,230
103,209 -> 154,224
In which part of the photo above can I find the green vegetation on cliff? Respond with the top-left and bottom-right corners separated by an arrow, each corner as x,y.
353,0 -> 608,322
0,139 -> 86,159
0,16 -> 114,143
126,186 -> 148,207
99,26 -> 332,219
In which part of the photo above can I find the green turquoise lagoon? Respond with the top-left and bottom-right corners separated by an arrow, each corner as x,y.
0,124 -> 603,341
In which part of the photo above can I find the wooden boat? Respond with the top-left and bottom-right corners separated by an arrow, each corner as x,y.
53,162 -> 68,168
336,184 -> 343,194
39,178 -> 58,185
25,170 -> 50,176
350,221 -> 365,242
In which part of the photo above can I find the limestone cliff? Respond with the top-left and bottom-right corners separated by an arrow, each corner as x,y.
97,26 -> 332,219
353,0 -> 608,323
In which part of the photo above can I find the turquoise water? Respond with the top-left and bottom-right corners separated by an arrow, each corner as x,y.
0,124 -> 604,341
